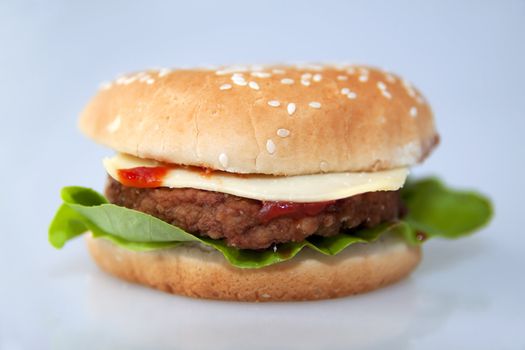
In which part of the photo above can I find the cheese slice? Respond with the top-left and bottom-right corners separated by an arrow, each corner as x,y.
103,154 -> 409,202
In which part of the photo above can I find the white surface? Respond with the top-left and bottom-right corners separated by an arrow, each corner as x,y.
1,1 -> 524,349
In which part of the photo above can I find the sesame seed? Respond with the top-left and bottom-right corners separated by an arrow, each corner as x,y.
280,78 -> 294,85
346,67 -> 356,75
266,139 -> 276,154
219,84 -> 232,90
301,73 -> 312,80
277,128 -> 290,137
268,100 -> 280,107
122,76 -> 137,85
337,75 -> 348,81
248,81 -> 260,90
385,73 -> 396,83
416,95 -> 425,104
116,76 -> 127,85
219,153 -> 229,168
107,115 -> 121,133
358,67 -> 369,75
138,75 -> 151,82
287,103 -> 296,115
231,75 -> 247,86
410,106 -> 418,118
320,161 -> 329,172
313,73 -> 322,82
272,69 -> 285,74
300,80 -> 311,86
309,101 -> 321,109
232,79 -> 247,86
99,81 -> 112,90
377,81 -> 391,99
358,75 -> 368,82
158,68 -> 171,77
377,81 -> 387,90
251,72 -> 271,78
146,78 -> 155,85
341,87 -> 350,95
347,92 -> 357,99
402,79 -> 416,97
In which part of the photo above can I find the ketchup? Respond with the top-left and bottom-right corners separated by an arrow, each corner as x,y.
117,166 -> 170,188
259,200 -> 336,223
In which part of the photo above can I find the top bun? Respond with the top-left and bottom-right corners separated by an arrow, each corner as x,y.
79,64 -> 438,175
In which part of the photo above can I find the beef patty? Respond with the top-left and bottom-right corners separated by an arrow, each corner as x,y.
105,176 -> 404,250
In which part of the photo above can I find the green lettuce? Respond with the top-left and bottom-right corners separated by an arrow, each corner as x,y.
48,178 -> 492,268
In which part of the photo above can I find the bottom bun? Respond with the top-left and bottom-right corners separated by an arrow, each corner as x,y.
86,233 -> 421,302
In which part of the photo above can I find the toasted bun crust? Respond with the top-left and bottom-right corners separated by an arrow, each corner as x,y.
86,233 -> 421,301
79,64 -> 438,175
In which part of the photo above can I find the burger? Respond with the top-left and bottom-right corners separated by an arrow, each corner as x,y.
49,64 -> 492,301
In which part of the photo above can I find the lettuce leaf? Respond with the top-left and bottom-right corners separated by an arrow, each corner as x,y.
48,178 -> 492,268
401,177 -> 493,239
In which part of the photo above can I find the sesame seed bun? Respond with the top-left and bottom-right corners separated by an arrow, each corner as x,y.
79,64 -> 438,175
85,232 -> 421,302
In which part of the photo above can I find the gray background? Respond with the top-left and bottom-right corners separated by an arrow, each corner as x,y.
1,1 -> 524,349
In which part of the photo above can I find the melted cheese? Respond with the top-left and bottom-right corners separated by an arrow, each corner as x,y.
103,154 -> 409,202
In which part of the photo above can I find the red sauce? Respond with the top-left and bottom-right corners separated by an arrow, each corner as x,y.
117,166 -> 170,188
259,200 -> 336,223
